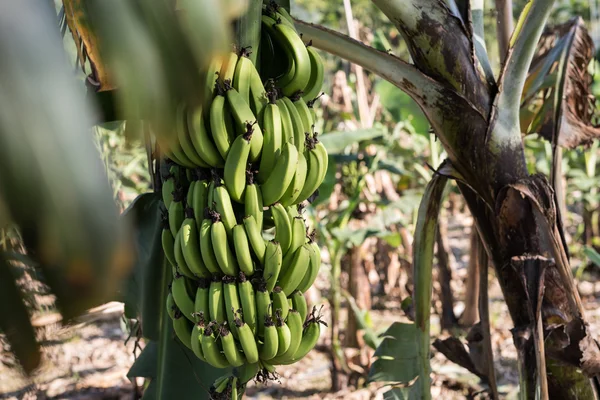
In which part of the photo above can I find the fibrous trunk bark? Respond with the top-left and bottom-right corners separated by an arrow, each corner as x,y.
461,227 -> 480,326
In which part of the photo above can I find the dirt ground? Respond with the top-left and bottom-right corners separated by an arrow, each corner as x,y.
2,212 -> 600,400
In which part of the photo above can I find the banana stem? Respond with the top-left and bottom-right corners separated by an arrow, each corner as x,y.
234,1 -> 262,65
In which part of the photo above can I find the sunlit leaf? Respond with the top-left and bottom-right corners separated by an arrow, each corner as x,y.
320,128 -> 386,154
369,322 -> 419,383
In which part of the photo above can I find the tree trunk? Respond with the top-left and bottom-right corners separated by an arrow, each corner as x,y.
435,220 -> 457,330
461,227 -> 480,326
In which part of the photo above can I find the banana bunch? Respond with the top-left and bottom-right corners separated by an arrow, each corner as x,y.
158,4 -> 328,393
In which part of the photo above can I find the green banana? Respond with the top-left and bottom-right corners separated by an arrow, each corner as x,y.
161,175 -> 175,209
295,141 -> 326,203
263,240 -> 283,292
201,323 -> 231,368
297,240 -> 321,293
175,104 -> 210,168
257,101 -> 283,183
186,180 -> 196,208
243,216 -> 266,264
162,225 -> 177,267
220,52 -> 239,84
248,60 -> 268,118
280,97 -> 306,152
274,311 -> 291,356
219,324 -> 246,367
212,184 -> 237,237
212,374 -> 230,394
172,274 -> 196,322
168,191 -> 185,237
258,315 -> 279,360
260,142 -> 298,206
284,313 -> 322,364
278,244 -> 311,295
276,98 -> 294,144
180,209 -> 211,278
286,204 -> 300,221
271,203 -> 293,255
199,218 -> 222,274
232,225 -> 255,276
172,311 -> 193,350
279,152 -> 307,206
313,139 -> 329,186
271,286 -> 289,321
225,87 -> 264,162
287,215 -> 307,257
202,57 -> 222,117
194,278 -> 210,323
208,276 -> 226,324
233,50 -> 253,105
302,45 -> 325,102
223,130 -> 252,203
238,272 -> 257,333
255,282 -> 271,337
263,17 -> 310,96
261,15 -> 296,88
174,229 -> 196,279
190,319 -> 206,361
230,376 -> 239,400
166,292 -> 176,319
293,96 -> 314,138
270,309 -> 303,364
211,218 -> 239,276
291,290 -> 308,323
209,93 -> 234,159
234,318 -> 259,364
187,105 -> 225,168
244,183 -> 264,232
192,178 -> 209,228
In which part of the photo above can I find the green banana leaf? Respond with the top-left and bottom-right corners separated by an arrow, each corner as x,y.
368,322 -> 419,384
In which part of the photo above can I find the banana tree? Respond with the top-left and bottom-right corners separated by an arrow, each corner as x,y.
295,1 -> 600,398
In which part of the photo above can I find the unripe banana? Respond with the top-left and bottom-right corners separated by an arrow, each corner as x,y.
199,218 -> 222,274
166,292 -> 176,319
186,180 -> 197,208
223,275 -> 242,339
225,87 -> 264,162
162,225 -> 177,268
218,324 -> 246,367
271,203 -> 293,255
257,102 -> 283,183
201,323 -> 231,368
175,104 -> 210,168
278,244 -> 311,295
285,314 -> 322,364
255,282 -> 271,337
174,229 -> 196,280
313,139 -> 329,186
291,290 -> 308,323
210,93 -> 234,159
244,183 -> 264,231
243,216 -> 266,264
212,374 -> 230,394
223,129 -> 252,203
232,225 -> 255,276
168,191 -> 185,237
211,218 -> 239,276
192,178 -> 210,228
172,310 -> 194,350
230,376 -> 239,400
212,184 -> 237,238
181,208 -> 211,278
274,311 -> 291,356
258,315 -> 279,360
190,319 -> 206,361
209,276 -> 226,324
202,57 -> 222,118
302,45 -> 325,102
194,278 -> 210,323
162,175 -> 175,209
237,272 -> 257,333
220,52 -> 239,84
280,97 -> 306,152
172,274 -> 196,322
276,98 -> 294,144
297,239 -> 321,293
296,142 -> 325,203
234,318 -> 259,364
271,286 -> 289,321
293,96 -> 314,139
233,50 -> 253,105
248,63 -> 268,118
187,105 -> 225,168
270,309 -> 303,364
279,152 -> 308,207
263,240 -> 283,292
260,142 -> 298,206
